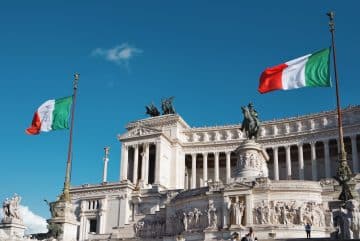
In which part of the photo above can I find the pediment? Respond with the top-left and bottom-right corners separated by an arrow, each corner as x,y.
119,125 -> 162,140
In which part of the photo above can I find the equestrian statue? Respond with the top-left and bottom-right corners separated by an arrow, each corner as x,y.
240,102 -> 260,140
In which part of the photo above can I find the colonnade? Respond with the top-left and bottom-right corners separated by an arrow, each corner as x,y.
186,152 -> 234,189
121,142 -> 160,185
270,136 -> 359,181
184,135 -> 359,189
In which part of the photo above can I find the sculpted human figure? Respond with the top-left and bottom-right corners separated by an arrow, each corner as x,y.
237,201 -> 245,225
182,212 -> 188,231
240,102 -> 260,139
334,161 -> 353,202
193,208 -> 202,227
2,194 -> 22,222
207,200 -> 217,229
229,200 -> 245,225
2,198 -> 10,218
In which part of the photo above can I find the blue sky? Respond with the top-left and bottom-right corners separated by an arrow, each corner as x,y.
1,1 -> 359,222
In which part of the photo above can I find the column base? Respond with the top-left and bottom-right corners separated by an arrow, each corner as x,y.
47,200 -> 79,241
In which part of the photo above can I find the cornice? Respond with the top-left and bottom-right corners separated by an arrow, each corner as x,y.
183,105 -> 360,132
126,114 -> 190,130
70,181 -> 134,199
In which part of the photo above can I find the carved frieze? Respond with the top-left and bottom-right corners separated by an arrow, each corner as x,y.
253,200 -> 327,227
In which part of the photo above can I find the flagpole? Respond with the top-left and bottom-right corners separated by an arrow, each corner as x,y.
327,11 -> 347,162
60,73 -> 79,202
327,12 -> 353,202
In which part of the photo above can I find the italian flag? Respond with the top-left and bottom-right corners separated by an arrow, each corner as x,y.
258,48 -> 331,94
26,96 -> 73,135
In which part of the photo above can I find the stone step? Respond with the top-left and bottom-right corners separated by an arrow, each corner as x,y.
261,239 -> 360,241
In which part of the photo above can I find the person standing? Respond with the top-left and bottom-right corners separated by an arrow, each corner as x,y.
305,223 -> 311,239
244,227 -> 257,241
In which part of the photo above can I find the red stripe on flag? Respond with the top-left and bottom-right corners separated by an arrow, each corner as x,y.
26,112 -> 41,135
258,63 -> 287,94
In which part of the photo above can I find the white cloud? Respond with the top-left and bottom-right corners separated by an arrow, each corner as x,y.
92,43 -> 142,66
19,206 -> 48,234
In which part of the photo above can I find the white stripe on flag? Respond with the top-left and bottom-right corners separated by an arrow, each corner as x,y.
282,54 -> 310,90
38,100 -> 55,132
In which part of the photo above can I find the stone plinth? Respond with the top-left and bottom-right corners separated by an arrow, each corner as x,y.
234,140 -> 269,181
47,200 -> 78,241
0,221 -> 26,238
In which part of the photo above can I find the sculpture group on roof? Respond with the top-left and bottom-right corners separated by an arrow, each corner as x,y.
145,97 -> 176,117
2,193 -> 22,223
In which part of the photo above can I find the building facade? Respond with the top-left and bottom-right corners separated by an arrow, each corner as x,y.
69,106 -> 360,241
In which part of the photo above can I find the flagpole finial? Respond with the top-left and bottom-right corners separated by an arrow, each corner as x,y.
73,73 -> 80,89
327,11 -> 335,32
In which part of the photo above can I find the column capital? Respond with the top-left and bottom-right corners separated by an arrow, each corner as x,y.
226,151 -> 231,156
191,153 -> 197,158
202,152 -> 208,157
322,139 -> 330,145
350,134 -> 358,140
309,141 -> 316,146
272,146 -> 279,151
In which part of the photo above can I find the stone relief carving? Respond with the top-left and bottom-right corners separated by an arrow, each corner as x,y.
134,216 -> 166,238
2,194 -> 22,223
253,201 -> 327,227
236,149 -> 268,178
135,204 -> 214,237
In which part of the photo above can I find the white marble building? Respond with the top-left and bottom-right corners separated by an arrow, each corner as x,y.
68,105 -> 360,241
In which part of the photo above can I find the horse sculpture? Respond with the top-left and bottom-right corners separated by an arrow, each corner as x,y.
161,97 -> 176,115
240,105 -> 260,140
145,103 -> 160,117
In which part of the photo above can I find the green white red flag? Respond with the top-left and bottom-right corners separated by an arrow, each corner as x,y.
258,48 -> 331,94
26,96 -> 73,135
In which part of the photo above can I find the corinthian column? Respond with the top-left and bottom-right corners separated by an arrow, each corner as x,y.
133,144 -> 139,184
298,143 -> 304,180
310,142 -> 317,181
226,152 -> 231,184
273,147 -> 279,180
285,145 -> 291,179
155,141 -> 161,184
203,153 -> 208,186
191,153 -> 197,189
324,140 -> 331,178
141,143 -> 149,184
214,152 -> 219,182
121,144 -> 128,181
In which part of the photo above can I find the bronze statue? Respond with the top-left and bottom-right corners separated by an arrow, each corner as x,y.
145,102 -> 160,117
161,97 -> 176,115
240,102 -> 260,139
334,160 -> 353,202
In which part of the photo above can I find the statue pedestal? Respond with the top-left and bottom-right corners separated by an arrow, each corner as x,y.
233,140 -> 269,182
47,200 -> 78,241
0,220 -> 26,238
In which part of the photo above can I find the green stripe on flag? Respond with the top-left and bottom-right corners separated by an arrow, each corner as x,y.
52,96 -> 73,130
305,48 -> 331,87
